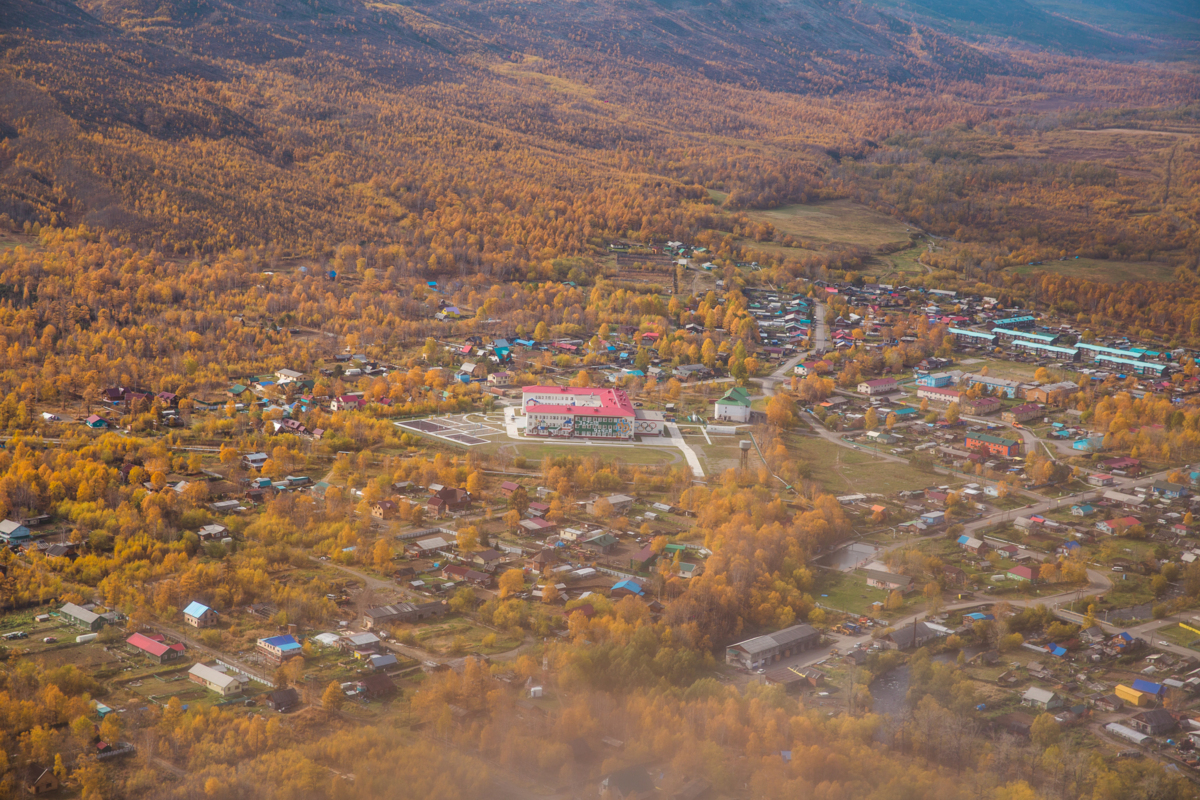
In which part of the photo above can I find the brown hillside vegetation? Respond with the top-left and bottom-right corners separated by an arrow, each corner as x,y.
0,0 -> 1195,271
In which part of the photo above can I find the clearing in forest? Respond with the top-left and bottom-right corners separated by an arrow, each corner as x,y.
743,200 -> 914,250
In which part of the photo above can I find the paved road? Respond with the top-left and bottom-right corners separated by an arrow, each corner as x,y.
810,300 -> 829,353
761,299 -> 826,396
665,421 -> 706,477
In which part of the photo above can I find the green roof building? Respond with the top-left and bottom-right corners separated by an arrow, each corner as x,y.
715,386 -> 753,422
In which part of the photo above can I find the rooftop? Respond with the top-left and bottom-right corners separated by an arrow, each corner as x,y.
521,386 -> 635,418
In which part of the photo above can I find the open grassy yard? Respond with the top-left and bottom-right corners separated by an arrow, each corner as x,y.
410,618 -> 521,656
1152,623 -> 1200,652
796,435 -> 954,495
814,571 -> 893,616
119,669 -> 215,707
489,439 -> 683,467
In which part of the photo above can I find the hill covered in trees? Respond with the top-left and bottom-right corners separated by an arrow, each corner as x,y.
0,0 -> 1195,263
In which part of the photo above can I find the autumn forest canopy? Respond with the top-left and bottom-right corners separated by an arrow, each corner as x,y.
0,0 -> 1199,797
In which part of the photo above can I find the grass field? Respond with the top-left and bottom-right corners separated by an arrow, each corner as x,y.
1010,257 -> 1177,283
493,440 -> 682,466
743,200 -> 913,250
866,244 -> 930,277
412,618 -> 521,655
1152,623 -> 1200,652
734,237 -> 824,260
797,435 -> 951,495
814,572 -> 893,616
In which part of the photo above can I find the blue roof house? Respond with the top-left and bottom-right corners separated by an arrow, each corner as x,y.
611,579 -> 645,597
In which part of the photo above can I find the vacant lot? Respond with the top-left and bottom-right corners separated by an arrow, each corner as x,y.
1153,623 -> 1200,652
797,435 -> 950,495
412,618 -> 521,656
815,572 -> 891,615
1010,257 -> 1177,283
493,440 -> 682,467
744,200 -> 913,250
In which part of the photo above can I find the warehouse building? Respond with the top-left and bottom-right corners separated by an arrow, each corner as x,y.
726,624 -> 820,670
59,602 -> 117,632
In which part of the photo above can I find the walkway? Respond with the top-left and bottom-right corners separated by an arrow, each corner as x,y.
665,422 -> 706,478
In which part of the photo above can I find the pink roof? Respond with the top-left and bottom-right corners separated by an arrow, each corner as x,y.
1009,566 -> 1034,579
522,386 -> 635,418
127,632 -> 183,657
862,378 -> 897,387
921,386 -> 960,396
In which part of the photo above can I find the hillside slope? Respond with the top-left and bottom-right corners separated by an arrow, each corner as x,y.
0,0 -> 1194,253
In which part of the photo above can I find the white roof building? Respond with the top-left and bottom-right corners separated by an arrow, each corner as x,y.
188,663 -> 243,695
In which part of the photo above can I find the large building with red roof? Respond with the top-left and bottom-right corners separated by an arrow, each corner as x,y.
521,386 -> 662,440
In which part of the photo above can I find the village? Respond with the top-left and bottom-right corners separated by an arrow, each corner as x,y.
8,252 -> 1200,795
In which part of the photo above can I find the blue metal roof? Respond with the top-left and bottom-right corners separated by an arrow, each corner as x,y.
993,328 -> 1059,343
183,601 -> 212,618
1012,340 -> 1079,355
262,635 -> 302,650
1077,342 -> 1145,359
1095,354 -> 1166,372
949,327 -> 997,340
1132,678 -> 1164,695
